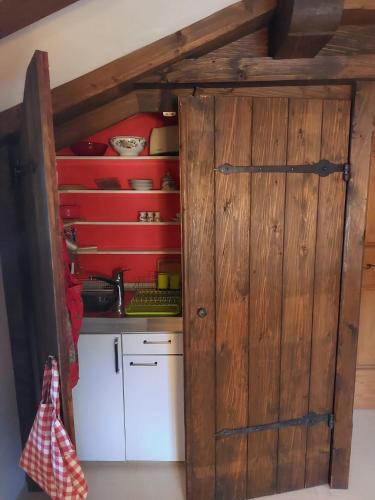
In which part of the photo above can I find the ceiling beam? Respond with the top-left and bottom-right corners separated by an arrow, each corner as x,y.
0,0 -> 79,39
51,0 -> 276,122
270,0 -> 344,58
54,89 -> 192,149
342,0 -> 375,24
138,54 -> 375,84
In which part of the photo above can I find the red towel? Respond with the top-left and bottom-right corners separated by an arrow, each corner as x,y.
62,226 -> 83,388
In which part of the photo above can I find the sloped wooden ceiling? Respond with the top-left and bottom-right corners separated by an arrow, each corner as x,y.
1,0 -> 375,148
0,0 -> 79,39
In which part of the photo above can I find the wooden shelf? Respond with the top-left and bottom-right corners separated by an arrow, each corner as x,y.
57,156 -> 179,161
77,249 -> 181,255
64,220 -> 180,226
59,189 -> 179,194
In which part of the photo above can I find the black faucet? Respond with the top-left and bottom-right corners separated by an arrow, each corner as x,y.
90,268 -> 129,316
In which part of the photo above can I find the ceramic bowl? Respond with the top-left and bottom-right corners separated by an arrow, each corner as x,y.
110,136 -> 147,156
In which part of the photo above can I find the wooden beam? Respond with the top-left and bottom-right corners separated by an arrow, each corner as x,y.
54,89 -> 193,149
195,84 -> 352,98
0,0 -> 79,39
330,82 -> 375,489
270,0 -> 344,58
342,0 -> 375,24
52,0 -> 276,122
139,54 -> 375,83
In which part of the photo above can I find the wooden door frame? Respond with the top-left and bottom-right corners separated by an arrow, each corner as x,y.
330,81 -> 375,488
179,81 -> 375,498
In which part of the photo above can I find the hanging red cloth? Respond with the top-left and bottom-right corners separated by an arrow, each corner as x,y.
62,225 -> 83,388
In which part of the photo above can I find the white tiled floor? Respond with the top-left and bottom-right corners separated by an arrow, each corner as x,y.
18,410 -> 375,500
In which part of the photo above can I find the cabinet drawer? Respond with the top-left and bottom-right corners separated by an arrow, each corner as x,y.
122,332 -> 183,355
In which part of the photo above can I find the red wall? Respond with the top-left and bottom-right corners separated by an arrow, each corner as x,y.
57,113 -> 181,284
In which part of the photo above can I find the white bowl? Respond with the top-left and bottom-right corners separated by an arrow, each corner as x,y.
130,179 -> 153,190
110,136 -> 147,156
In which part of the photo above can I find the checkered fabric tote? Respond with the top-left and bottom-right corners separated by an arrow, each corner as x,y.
20,358 -> 88,499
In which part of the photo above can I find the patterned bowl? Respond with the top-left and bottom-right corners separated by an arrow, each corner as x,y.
110,136 -> 147,156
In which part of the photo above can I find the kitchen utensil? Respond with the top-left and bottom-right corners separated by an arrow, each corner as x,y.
125,290 -> 181,317
169,273 -> 181,290
138,211 -> 147,222
110,136 -> 147,156
154,211 -> 161,222
70,140 -> 108,156
129,179 -> 153,190
95,177 -> 121,189
161,171 -> 176,191
157,272 -> 169,290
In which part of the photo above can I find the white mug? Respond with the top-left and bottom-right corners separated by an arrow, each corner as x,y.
138,211 -> 147,222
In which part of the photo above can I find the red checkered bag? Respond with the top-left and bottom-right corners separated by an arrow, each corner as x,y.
20,358 -> 88,499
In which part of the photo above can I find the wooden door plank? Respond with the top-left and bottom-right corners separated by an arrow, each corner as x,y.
20,51 -> 74,439
277,98 -> 323,493
331,82 -> 375,489
179,96 -> 216,500
214,96 -> 251,500
247,97 -> 288,498
305,99 -> 351,487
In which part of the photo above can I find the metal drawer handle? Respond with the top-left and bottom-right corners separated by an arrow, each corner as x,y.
143,340 -> 172,345
114,338 -> 120,373
130,362 -> 158,367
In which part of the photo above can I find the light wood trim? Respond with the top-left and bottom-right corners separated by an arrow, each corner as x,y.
195,85 -> 352,98
331,81 -> 375,489
354,367 -> 375,408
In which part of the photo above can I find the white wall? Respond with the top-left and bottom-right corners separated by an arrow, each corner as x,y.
0,259 -> 24,499
0,0 -> 235,112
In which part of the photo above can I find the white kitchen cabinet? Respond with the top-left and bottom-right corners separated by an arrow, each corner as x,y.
73,334 -> 125,461
123,354 -> 185,461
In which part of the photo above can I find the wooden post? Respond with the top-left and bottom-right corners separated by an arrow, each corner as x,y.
331,81 -> 375,488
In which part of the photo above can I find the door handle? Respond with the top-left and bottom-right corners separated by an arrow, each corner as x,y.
114,337 -> 120,373
143,340 -> 171,345
130,361 -> 158,367
197,307 -> 207,318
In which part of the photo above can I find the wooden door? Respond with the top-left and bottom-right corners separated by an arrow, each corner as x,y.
18,51 -> 74,438
180,93 -> 352,499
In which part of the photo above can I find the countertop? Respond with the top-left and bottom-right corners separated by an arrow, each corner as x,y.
81,315 -> 183,334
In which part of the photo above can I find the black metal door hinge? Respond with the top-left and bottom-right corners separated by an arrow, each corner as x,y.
215,160 -> 350,182
215,412 -> 335,438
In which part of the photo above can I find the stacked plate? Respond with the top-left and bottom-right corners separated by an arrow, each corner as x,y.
129,179 -> 153,191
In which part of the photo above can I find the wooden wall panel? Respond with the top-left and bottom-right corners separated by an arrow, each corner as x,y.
357,290 -> 375,367
355,134 -> 375,409
214,96 -> 251,500
247,97 -> 288,498
278,99 -> 322,493
362,246 -> 375,289
179,96 -> 216,500
305,100 -> 351,487
354,368 -> 375,408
